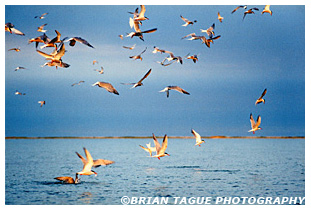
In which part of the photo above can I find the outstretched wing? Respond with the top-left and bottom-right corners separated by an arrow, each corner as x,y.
250,113 -> 255,129
259,88 -> 267,99
93,159 -> 115,168
152,133 -> 161,154
159,135 -> 168,155
138,69 -> 152,83
75,152 -> 87,165
255,115 -> 261,128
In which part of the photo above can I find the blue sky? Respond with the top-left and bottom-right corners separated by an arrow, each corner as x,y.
4,3 -> 306,137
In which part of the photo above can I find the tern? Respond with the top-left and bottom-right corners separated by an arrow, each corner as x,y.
71,81 -> 85,86
38,101 -> 45,107
162,50 -> 185,65
218,12 -> 224,23
40,30 -> 62,49
152,46 -> 166,54
262,5 -> 272,15
34,12 -> 48,19
92,81 -> 119,95
94,66 -> 104,74
152,134 -> 170,160
8,47 -> 21,52
231,5 -> 247,14
123,44 -> 136,50
14,67 -> 26,71
121,69 -> 152,88
5,22 -> 25,36
54,174 -> 80,184
134,5 -> 149,21
248,113 -> 262,134
139,142 -> 156,157
243,8 -> 259,20
76,147 -> 98,177
37,23 -> 47,32
36,42 -> 66,63
15,90 -> 26,95
159,86 -> 190,98
28,33 -> 50,48
255,88 -> 267,105
200,23 -> 215,38
41,60 -> 70,69
181,33 -> 197,40
129,47 -> 147,60
64,37 -> 94,48
76,148 -> 115,173
180,15 -> 197,26
186,54 -> 198,63
93,60 -> 99,65
191,129 -> 205,147
126,18 -> 157,41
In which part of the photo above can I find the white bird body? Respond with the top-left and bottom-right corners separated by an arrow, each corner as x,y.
191,129 -> 205,146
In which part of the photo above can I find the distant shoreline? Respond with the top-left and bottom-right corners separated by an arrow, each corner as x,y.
5,136 -> 305,140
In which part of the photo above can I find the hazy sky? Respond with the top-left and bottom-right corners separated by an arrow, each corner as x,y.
4,4 -> 305,137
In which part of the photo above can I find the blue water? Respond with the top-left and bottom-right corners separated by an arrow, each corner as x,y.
5,138 -> 305,205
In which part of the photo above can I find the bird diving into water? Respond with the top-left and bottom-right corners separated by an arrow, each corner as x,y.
54,174 -> 80,184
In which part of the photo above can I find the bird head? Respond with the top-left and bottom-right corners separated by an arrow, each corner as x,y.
92,170 -> 98,177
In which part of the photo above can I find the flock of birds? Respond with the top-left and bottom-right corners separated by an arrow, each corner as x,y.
6,5 -> 272,184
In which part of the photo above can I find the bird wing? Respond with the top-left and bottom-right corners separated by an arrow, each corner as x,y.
250,113 -> 255,129
255,115 -> 261,128
152,133 -> 162,154
259,88 -> 267,99
71,37 -> 94,48
137,69 -> 152,83
139,47 -> 147,55
36,50 -> 54,59
81,148 -> 94,172
76,151 -> 87,165
180,15 -> 189,23
181,33 -> 196,40
103,83 -> 119,95
173,86 -> 190,95
53,43 -> 66,60
10,27 -> 25,36
133,20 -> 141,32
141,28 -> 157,34
139,145 -> 152,156
158,135 -> 168,155
93,159 -> 115,168
83,148 -> 93,164
191,129 -> 201,143
138,5 -> 146,18
164,50 -> 174,57
54,176 -> 74,183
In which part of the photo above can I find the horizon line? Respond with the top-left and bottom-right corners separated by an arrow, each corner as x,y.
5,135 -> 305,140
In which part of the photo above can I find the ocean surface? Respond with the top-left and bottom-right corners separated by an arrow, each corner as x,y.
5,138 -> 305,205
